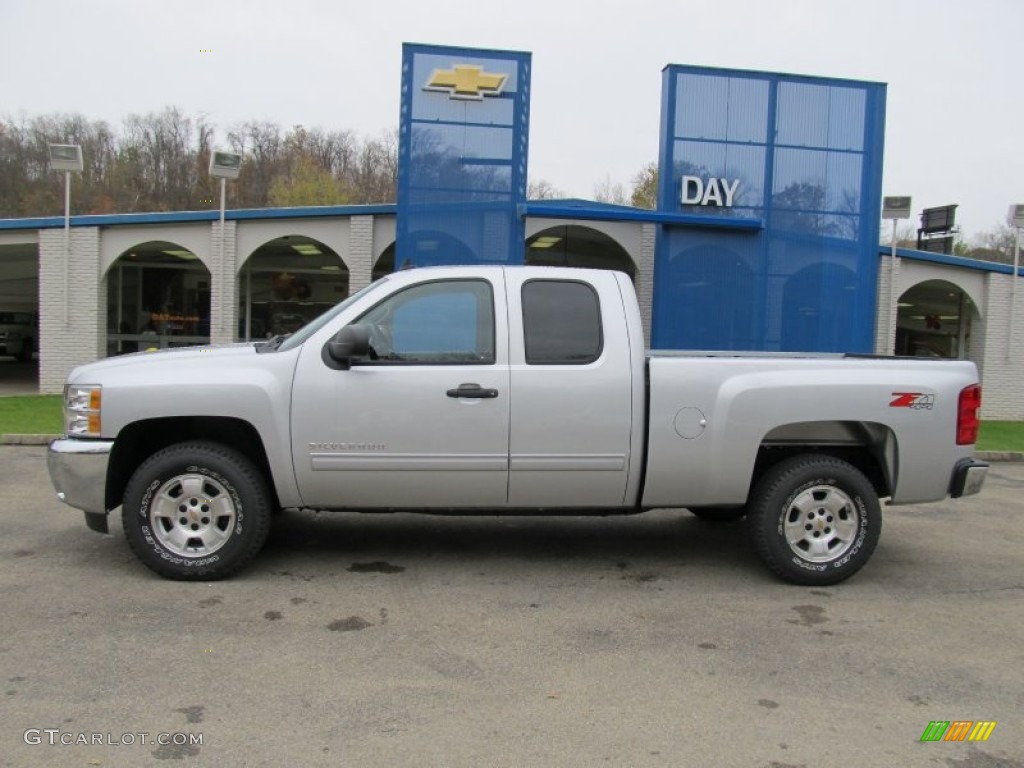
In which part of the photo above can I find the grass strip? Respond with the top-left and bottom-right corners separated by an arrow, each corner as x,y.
0,395 -> 63,435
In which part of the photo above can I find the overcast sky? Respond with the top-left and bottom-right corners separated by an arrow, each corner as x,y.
2,0 -> 1020,240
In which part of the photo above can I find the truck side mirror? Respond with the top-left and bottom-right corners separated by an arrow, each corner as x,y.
324,324 -> 371,370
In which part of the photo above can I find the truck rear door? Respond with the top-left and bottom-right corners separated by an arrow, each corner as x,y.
504,269 -> 636,507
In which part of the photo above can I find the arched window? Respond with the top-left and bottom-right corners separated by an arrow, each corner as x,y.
897,280 -> 979,359
525,226 -> 636,280
238,236 -> 348,341
106,241 -> 210,355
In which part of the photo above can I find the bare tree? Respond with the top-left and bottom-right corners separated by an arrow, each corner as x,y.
879,221 -> 918,248
227,121 -> 287,207
344,131 -> 397,203
527,179 -> 565,200
967,224 -> 1017,264
593,174 -> 627,205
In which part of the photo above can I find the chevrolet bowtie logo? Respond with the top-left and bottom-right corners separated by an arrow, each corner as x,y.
424,65 -> 507,100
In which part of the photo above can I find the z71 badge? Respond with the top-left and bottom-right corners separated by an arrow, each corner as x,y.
890,392 -> 935,410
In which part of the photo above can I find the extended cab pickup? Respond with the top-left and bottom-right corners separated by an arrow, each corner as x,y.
47,266 -> 988,585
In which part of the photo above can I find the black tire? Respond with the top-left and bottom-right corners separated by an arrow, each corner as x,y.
17,339 -> 33,363
747,454 -> 881,586
688,506 -> 747,522
122,441 -> 272,580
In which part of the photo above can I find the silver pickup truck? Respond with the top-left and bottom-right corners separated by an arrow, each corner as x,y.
48,266 -> 988,585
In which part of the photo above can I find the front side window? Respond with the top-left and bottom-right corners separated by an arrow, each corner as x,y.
522,280 -> 603,365
355,279 -> 495,364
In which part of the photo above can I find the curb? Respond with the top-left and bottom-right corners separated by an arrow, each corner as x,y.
2,434 -> 1023,462
975,451 -> 1024,462
1,434 -> 59,445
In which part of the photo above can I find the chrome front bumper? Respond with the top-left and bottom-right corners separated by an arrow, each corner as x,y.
48,438 -> 115,517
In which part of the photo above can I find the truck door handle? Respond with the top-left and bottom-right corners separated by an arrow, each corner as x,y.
446,383 -> 499,399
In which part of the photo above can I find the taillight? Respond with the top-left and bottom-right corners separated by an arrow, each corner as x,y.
957,384 -> 982,445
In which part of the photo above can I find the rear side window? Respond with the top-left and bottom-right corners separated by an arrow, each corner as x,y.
522,280 -> 602,365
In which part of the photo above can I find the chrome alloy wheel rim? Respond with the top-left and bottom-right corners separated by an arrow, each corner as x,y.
783,485 -> 859,563
149,473 -> 237,557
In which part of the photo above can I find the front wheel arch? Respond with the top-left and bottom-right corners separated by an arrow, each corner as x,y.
106,416 -> 278,513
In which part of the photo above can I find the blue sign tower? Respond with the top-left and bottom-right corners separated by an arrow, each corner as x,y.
653,66 -> 886,352
397,43 -> 532,268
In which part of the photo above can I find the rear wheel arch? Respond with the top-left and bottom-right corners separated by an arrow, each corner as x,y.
749,421 -> 897,501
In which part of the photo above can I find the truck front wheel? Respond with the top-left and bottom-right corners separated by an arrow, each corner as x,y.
747,455 -> 881,586
122,441 -> 272,580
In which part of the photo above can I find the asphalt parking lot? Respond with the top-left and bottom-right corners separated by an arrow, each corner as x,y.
2,444 -> 1022,768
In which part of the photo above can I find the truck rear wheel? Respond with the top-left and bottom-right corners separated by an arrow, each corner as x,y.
122,441 -> 272,580
747,455 -> 881,586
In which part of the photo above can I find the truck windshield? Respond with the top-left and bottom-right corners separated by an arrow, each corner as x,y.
270,277 -> 390,353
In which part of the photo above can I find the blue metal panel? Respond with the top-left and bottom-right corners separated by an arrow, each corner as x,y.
397,43 -> 530,268
654,228 -> 764,350
776,81 -> 866,151
654,65 -> 887,353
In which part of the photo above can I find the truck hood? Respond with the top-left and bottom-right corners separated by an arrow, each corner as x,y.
67,343 -> 261,383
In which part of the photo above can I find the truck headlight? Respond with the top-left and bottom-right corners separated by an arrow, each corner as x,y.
65,384 -> 102,437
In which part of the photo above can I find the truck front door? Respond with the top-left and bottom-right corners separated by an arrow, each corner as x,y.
290,273 -> 510,509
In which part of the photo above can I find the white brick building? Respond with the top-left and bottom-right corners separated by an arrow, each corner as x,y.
1,204 -> 1020,418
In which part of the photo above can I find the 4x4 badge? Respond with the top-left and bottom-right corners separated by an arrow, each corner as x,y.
890,392 -> 935,410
